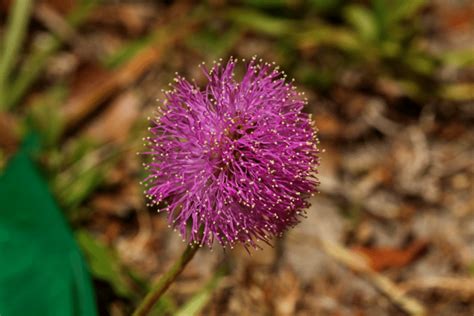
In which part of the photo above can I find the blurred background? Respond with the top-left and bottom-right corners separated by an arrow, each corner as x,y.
0,0 -> 473,315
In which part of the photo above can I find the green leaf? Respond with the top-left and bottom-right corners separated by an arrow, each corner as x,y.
389,0 -> 426,24
149,296 -> 177,316
441,49 -> 474,68
0,135 -> 98,316
6,0 -> 98,109
404,51 -> 437,75
344,5 -> 378,42
0,0 -> 33,109
76,229 -> 137,299
440,83 -> 474,101
227,8 -> 295,36
296,23 -> 361,53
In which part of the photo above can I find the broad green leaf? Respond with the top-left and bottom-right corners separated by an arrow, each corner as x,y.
0,135 -> 97,316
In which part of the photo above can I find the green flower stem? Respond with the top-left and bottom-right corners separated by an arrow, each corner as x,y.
132,244 -> 199,316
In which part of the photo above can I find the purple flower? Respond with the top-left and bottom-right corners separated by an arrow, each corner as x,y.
143,57 -> 320,249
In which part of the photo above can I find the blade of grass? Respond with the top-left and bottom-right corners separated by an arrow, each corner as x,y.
0,0 -> 33,110
7,0 -> 98,109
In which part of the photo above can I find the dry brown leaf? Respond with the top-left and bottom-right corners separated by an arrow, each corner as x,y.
313,112 -> 344,138
266,267 -> 300,316
70,62 -> 112,101
352,240 -> 429,271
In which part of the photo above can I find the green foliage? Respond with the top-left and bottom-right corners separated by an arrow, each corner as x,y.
440,83 -> 474,101
28,84 -> 68,148
0,0 -> 469,313
0,0 -> 98,110
344,5 -> 378,43
223,0 -> 444,98
50,140 -> 119,210
76,230 -> 140,299
441,49 -> 474,68
227,8 -> 296,36
0,0 -> 33,109
0,137 -> 97,316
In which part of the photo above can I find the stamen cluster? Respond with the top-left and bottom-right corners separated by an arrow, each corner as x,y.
143,57 -> 320,249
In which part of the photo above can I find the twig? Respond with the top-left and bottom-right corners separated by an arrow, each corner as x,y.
399,276 -> 474,298
320,239 -> 426,316
291,233 -> 427,316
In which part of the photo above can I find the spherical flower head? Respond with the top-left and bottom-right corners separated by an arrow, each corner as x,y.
143,57 -> 320,249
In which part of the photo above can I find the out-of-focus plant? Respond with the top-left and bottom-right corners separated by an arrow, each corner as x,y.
0,0 -> 140,306
76,230 -> 145,301
133,57 -> 321,315
227,0 -> 446,98
344,0 -> 437,78
0,0 -> 97,111
0,0 -> 33,110
302,0 -> 439,95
